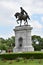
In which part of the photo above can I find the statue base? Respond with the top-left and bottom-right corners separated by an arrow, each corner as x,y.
13,46 -> 34,52
13,25 -> 34,52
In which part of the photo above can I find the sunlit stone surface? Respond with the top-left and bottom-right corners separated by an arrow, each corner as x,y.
13,25 -> 34,52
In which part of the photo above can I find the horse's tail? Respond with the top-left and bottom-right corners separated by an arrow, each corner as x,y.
27,15 -> 30,20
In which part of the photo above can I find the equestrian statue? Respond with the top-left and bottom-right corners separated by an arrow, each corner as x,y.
14,7 -> 30,26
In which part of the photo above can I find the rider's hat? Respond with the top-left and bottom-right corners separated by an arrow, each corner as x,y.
20,7 -> 22,9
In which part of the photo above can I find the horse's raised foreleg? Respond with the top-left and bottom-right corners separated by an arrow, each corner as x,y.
16,19 -> 19,24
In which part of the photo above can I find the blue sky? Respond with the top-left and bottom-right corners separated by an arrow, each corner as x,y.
0,0 -> 43,39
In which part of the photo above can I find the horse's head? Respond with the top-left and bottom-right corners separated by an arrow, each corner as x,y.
14,12 -> 20,18
14,13 -> 17,18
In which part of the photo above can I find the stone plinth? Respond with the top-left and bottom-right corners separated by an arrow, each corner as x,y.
13,25 -> 34,52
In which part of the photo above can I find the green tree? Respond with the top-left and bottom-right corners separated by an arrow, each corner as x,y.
0,38 -> 6,44
32,35 -> 43,51
0,37 -> 15,51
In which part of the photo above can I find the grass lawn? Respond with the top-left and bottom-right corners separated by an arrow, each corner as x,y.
0,59 -> 43,65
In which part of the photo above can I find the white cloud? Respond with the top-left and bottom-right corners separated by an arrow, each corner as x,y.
31,20 -> 42,29
0,0 -> 43,15
0,31 -> 15,39
21,0 -> 43,14
0,0 -> 20,12
41,17 -> 43,22
0,0 -> 43,16
28,20 -> 42,29
32,30 -> 43,38
30,20 -> 43,37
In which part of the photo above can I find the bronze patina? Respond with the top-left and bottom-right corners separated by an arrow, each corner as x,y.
14,7 -> 30,26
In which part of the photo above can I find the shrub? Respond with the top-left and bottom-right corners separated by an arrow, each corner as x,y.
0,52 -> 43,60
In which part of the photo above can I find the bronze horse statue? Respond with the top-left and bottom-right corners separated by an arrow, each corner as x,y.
14,12 -> 30,26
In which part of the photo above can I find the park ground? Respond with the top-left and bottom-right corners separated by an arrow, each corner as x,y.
0,59 -> 43,65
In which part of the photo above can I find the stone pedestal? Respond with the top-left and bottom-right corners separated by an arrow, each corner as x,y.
13,25 -> 34,52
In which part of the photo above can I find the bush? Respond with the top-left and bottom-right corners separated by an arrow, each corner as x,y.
0,52 -> 43,60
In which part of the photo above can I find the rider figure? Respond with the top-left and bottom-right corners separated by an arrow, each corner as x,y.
20,7 -> 27,16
